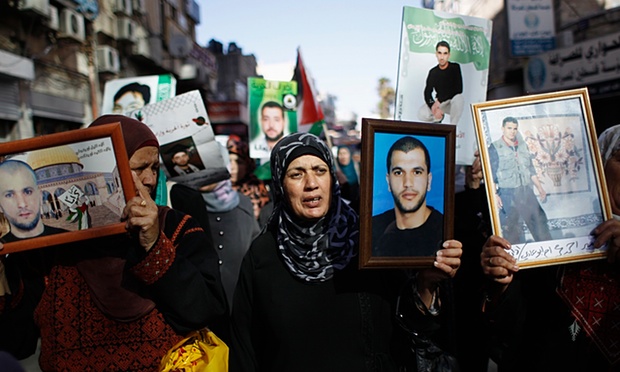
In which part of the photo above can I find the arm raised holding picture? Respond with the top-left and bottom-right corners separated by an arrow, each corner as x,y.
1,115 -> 228,370
478,124 -> 620,371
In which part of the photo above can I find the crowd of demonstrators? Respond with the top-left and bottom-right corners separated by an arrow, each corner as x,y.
3,110 -> 620,372
477,124 -> 620,371
229,132 -> 462,371
226,134 -> 272,222
0,115 -> 228,371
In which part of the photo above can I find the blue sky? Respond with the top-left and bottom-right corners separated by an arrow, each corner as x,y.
197,1 -> 423,124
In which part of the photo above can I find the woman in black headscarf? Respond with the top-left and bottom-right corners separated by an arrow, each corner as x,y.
230,132 -> 462,371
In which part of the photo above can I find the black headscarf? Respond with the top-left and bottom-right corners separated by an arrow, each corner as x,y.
269,132 -> 358,283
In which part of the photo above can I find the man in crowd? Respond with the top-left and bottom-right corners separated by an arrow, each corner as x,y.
418,41 -> 464,125
489,116 -> 552,243
372,136 -> 444,257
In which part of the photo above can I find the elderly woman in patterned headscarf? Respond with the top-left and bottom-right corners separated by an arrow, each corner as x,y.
230,132 -> 462,371
0,115 -> 227,369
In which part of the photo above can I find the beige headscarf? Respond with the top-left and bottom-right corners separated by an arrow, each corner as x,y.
598,124 -> 620,166
598,124 -> 620,219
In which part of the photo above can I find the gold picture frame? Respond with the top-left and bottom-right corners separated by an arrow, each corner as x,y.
471,88 -> 612,268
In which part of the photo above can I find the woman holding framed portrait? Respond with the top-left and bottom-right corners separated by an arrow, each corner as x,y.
0,115 -> 228,370
229,132 -> 463,371
480,123 -> 620,371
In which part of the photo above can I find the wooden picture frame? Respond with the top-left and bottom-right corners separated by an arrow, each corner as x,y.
471,88 -> 612,268
359,118 -> 456,269
0,123 -> 134,254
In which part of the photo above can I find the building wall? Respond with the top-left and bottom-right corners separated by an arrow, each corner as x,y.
443,0 -> 619,131
0,0 -> 213,142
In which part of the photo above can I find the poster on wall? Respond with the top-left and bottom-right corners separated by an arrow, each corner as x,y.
507,0 -> 556,57
394,6 -> 492,165
101,74 -> 177,115
524,31 -> 620,94
247,77 -> 298,161
126,90 -> 228,190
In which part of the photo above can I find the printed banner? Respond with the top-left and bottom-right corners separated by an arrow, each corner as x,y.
248,77 -> 297,160
395,6 -> 492,165
127,90 -> 228,189
101,74 -> 177,115
524,31 -> 620,94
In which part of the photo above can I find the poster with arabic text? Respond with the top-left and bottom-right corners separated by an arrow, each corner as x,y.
395,6 -> 492,165
127,90 -> 228,189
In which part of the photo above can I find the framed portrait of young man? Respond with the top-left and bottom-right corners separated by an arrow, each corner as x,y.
359,118 -> 456,269
472,87 -> 612,268
0,123 -> 135,254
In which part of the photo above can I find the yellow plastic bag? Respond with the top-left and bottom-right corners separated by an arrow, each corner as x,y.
159,329 -> 229,372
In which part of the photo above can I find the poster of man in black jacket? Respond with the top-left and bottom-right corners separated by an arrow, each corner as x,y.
418,41 -> 464,125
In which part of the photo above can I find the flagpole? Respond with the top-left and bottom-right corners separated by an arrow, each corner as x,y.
321,122 -> 333,149
294,47 -> 331,147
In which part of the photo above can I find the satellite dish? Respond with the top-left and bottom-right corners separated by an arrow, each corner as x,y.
169,34 -> 191,58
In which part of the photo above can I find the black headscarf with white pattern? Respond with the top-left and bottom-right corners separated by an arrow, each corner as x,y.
269,132 -> 358,283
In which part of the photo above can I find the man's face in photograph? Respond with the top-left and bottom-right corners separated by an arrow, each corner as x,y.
261,106 -> 285,142
387,148 -> 432,214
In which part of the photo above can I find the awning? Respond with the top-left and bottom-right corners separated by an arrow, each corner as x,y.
31,92 -> 85,123
0,76 -> 19,121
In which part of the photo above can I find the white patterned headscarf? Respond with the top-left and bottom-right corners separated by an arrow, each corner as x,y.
269,132 -> 359,283
598,124 -> 620,219
598,124 -> 620,165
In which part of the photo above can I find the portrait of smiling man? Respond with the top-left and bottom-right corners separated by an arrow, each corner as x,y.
371,136 -> 444,257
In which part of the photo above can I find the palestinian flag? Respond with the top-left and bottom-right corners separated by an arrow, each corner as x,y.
292,48 -> 325,136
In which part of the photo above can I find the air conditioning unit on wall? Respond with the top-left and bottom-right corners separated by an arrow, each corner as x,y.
131,26 -> 151,58
96,46 -> 120,73
18,0 -> 49,17
59,8 -> 85,42
117,18 -> 137,42
93,11 -> 116,39
46,5 -> 59,30
113,0 -> 132,16
132,0 -> 145,14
